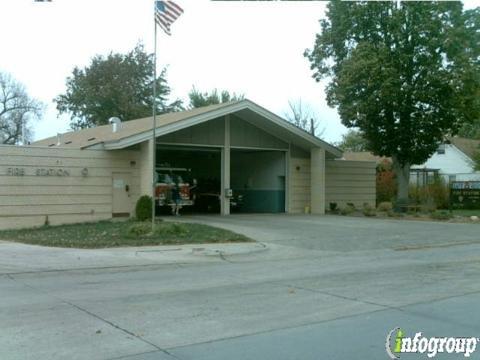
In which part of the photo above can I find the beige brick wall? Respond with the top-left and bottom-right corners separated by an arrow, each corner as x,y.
288,156 -> 311,214
325,159 -> 376,209
0,145 -> 140,230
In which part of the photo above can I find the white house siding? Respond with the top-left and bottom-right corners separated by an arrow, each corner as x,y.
0,145 -> 140,230
411,144 -> 479,182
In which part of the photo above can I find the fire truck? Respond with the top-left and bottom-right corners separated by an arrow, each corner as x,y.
155,166 -> 196,208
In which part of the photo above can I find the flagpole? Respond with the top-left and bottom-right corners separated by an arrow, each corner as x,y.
151,7 -> 157,231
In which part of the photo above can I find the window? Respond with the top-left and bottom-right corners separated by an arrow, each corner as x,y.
437,144 -> 446,154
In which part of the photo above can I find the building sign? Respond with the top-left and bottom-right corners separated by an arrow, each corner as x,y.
35,168 -> 70,177
4,167 -> 85,177
450,181 -> 480,209
6,167 -> 25,176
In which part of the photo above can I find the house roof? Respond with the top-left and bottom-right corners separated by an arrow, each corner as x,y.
32,99 -> 343,157
342,151 -> 390,164
343,137 -> 480,165
447,137 -> 480,160
33,101 -> 237,149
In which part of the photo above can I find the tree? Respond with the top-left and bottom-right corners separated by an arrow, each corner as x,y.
283,99 -> 325,138
55,44 -> 182,129
458,119 -> 480,139
0,72 -> 43,145
305,2 -> 480,205
473,150 -> 480,171
188,87 -> 244,109
337,129 -> 368,152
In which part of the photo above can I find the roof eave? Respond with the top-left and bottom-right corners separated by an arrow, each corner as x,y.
101,99 -> 343,157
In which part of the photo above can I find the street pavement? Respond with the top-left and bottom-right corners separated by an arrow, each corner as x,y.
1,214 -> 480,360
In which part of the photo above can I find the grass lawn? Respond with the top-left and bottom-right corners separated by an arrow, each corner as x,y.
0,220 -> 253,248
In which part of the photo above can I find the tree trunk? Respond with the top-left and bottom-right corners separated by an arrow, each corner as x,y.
392,156 -> 410,210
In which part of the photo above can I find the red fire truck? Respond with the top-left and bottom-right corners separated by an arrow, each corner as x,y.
155,166 -> 196,209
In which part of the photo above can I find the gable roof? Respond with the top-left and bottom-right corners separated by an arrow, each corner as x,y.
32,99 -> 343,157
33,101 -> 237,149
344,137 -> 480,166
447,137 -> 480,160
342,151 -> 389,164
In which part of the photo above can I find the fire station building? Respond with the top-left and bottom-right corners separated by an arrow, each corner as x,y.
0,99 -> 376,229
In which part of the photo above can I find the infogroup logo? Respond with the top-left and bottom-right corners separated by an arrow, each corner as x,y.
386,327 -> 479,359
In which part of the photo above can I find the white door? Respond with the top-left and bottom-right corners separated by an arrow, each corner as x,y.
112,172 -> 132,217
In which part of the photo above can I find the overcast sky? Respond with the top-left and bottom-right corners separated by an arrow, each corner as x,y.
0,0 -> 478,144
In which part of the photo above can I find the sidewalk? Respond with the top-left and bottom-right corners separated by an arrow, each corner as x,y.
0,240 -> 267,274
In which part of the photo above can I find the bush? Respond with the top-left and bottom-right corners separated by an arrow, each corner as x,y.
340,204 -> 355,216
329,202 -> 338,212
376,160 -> 396,203
429,177 -> 449,210
409,176 -> 449,211
135,195 -> 153,221
127,223 -> 152,237
377,201 -> 393,212
362,203 -> 376,217
431,210 -> 452,220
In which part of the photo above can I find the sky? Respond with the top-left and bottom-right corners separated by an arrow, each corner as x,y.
0,0 -> 478,144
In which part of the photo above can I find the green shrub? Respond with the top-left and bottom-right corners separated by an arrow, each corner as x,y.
409,185 -> 429,206
135,195 -> 153,221
329,202 -> 338,212
409,176 -> 449,210
431,210 -> 452,220
429,177 -> 449,210
377,202 -> 393,212
340,205 -> 355,216
127,223 -> 152,237
362,203 -> 376,217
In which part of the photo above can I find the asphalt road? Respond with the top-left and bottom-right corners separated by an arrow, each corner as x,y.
2,214 -> 480,360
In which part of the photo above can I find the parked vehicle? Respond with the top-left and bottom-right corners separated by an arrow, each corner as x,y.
155,166 -> 196,210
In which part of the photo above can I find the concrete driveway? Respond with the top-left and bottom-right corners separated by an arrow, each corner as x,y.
2,214 -> 480,360
173,213 -> 480,251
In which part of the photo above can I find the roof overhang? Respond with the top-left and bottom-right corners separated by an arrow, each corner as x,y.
88,99 -> 342,158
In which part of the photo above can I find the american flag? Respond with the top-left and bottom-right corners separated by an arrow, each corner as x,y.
155,1 -> 183,36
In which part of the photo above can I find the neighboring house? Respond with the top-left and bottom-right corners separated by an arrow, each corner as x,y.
344,137 -> 480,186
411,137 -> 480,184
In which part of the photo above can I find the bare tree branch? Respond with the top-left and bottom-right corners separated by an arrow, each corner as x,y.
283,99 -> 325,138
0,72 -> 43,144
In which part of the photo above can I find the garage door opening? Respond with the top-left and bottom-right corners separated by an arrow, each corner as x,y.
155,146 -> 221,215
231,149 -> 286,213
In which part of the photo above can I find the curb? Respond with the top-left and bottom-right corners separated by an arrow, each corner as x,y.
190,242 -> 268,257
